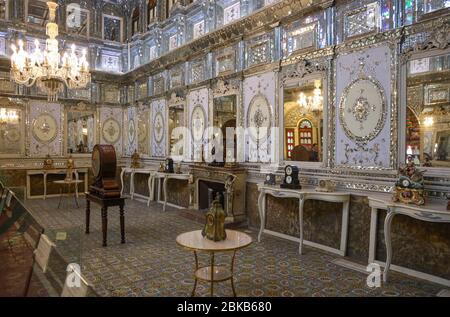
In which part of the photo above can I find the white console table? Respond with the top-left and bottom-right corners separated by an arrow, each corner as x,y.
257,184 -> 350,256
368,196 -> 450,286
150,172 -> 192,211
120,167 -> 155,200
26,168 -> 88,199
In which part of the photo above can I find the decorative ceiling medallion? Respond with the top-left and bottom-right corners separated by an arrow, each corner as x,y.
154,111 -> 164,143
128,118 -> 136,144
247,94 -> 272,143
32,113 -> 58,144
339,77 -> 386,144
191,105 -> 206,142
102,117 -> 121,144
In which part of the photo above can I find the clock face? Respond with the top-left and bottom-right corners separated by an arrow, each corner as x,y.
92,147 -> 100,177
286,166 -> 293,176
286,175 -> 292,184
102,118 -> 121,144
154,111 -> 164,143
32,113 -> 58,144
319,179 -> 326,187
266,175 -> 271,181
339,77 -> 386,143
401,179 -> 410,187
247,94 -> 272,142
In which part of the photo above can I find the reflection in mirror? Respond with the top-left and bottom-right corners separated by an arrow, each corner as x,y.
0,107 -> 23,155
406,52 -> 450,167
67,111 -> 95,154
138,110 -> 150,155
213,95 -> 237,164
283,79 -> 324,162
169,106 -> 184,158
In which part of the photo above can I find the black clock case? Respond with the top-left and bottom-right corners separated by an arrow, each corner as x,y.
165,158 -> 174,173
280,165 -> 301,189
264,174 -> 276,185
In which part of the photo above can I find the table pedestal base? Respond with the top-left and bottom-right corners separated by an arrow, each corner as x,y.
191,250 -> 237,297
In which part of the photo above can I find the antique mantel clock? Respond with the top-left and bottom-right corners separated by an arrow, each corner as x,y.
280,165 -> 301,189
90,144 -> 121,198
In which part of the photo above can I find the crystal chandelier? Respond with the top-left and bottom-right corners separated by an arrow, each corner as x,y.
297,80 -> 323,113
0,108 -> 19,125
10,1 -> 90,101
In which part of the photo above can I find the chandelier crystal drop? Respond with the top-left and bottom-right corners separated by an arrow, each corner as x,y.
10,1 -> 90,102
297,80 -> 323,113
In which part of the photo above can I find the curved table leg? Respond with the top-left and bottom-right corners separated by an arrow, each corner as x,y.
147,175 -> 153,207
120,169 -> 126,197
299,196 -> 305,255
163,176 -> 168,212
43,173 -> 47,200
383,209 -> 396,283
130,172 -> 135,199
257,190 -> 265,242
191,251 -> 198,297
230,250 -> 237,297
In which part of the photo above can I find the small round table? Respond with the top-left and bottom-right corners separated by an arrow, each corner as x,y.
176,229 -> 252,297
53,179 -> 83,209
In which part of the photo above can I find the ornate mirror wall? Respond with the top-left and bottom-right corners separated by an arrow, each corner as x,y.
168,106 -> 185,158
406,51 -> 450,168
0,101 -> 24,156
66,107 -> 95,154
283,78 -> 324,162
138,109 -> 150,156
212,95 -> 237,164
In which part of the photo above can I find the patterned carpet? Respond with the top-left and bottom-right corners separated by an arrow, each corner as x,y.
24,197 -> 444,297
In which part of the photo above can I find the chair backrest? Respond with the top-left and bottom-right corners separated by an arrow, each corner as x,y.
291,145 -> 311,161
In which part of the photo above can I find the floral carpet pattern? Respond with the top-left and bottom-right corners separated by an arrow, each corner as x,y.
25,198 -> 444,297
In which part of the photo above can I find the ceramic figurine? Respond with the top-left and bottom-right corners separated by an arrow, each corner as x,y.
392,157 -> 425,205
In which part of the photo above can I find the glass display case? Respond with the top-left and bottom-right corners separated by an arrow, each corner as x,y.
186,0 -> 214,42
282,12 -> 327,58
215,0 -> 247,28
244,31 -> 275,69
162,14 -> 185,52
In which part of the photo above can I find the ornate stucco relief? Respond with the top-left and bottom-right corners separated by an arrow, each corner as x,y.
29,101 -> 62,157
335,44 -> 393,169
243,71 -> 276,163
